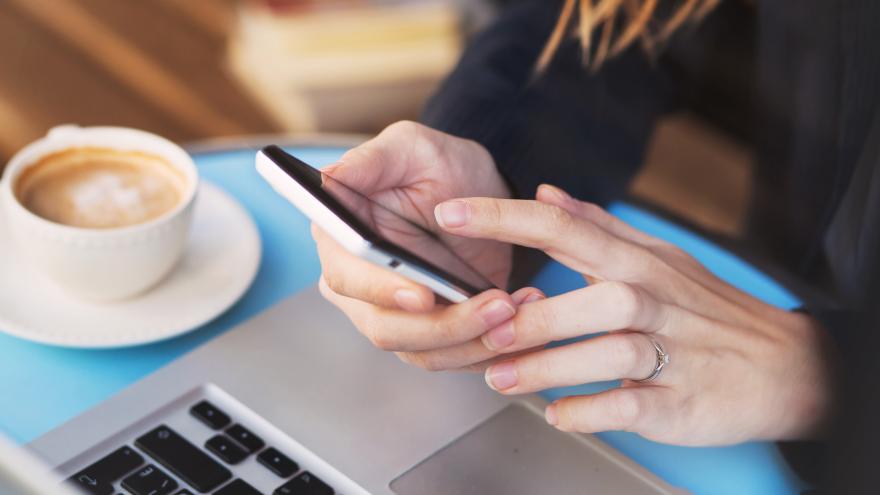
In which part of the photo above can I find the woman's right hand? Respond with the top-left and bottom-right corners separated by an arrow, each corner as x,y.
314,121 -> 538,369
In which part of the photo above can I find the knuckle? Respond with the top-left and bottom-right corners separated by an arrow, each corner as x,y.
545,204 -> 574,236
431,314 -> 460,345
400,351 -> 426,368
395,352 -> 414,366
521,303 -> 557,339
340,143 -> 371,163
609,335 -> 646,376
386,121 -> 440,155
633,246 -> 669,276
362,316 -> 396,350
609,391 -> 643,431
531,356 -> 558,389
322,271 -> 347,297
604,281 -> 643,327
338,147 -> 357,163
477,198 -> 504,230
365,283 -> 390,307
419,354 -> 446,372
555,399 -> 580,431
630,244 -> 666,274
340,142 -> 388,174
368,331 -> 396,351
402,351 -> 443,372
385,120 -> 421,136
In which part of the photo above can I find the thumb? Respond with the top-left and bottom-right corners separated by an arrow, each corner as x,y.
324,143 -> 408,196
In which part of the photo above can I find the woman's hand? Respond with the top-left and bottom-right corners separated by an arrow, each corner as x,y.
316,121 -> 538,369
430,184 -> 836,446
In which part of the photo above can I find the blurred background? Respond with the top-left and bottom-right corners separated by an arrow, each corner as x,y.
0,0 -> 752,238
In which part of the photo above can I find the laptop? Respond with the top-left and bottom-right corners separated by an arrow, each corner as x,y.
0,430 -> 78,495
16,286 -> 683,494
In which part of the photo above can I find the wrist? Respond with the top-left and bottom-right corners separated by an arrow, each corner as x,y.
775,313 -> 838,440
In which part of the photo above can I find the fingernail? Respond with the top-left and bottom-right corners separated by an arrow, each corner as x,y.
485,361 -> 518,391
512,290 -> 542,305
482,321 -> 515,350
435,200 -> 469,228
394,289 -> 423,311
523,292 -> 544,304
545,403 -> 558,425
477,299 -> 515,328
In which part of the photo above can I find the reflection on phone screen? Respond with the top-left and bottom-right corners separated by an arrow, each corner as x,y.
316,169 -> 495,294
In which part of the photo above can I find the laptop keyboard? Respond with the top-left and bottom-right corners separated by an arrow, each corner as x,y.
66,400 -> 336,495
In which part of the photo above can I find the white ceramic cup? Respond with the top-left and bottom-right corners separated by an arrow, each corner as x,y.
1,125 -> 198,301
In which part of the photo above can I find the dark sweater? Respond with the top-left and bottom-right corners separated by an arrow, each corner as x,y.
421,0 -> 880,491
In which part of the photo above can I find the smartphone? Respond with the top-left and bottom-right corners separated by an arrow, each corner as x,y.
255,145 -> 495,303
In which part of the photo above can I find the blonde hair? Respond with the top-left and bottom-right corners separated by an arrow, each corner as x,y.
536,0 -> 721,72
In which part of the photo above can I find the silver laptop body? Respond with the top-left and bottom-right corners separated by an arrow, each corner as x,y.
26,286 -> 683,494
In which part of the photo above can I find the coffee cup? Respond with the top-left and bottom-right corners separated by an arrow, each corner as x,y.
1,125 -> 198,301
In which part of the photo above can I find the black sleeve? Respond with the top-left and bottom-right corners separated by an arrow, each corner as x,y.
823,299 -> 880,495
421,0 -> 679,205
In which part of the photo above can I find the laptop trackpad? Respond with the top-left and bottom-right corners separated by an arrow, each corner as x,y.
390,403 -> 671,495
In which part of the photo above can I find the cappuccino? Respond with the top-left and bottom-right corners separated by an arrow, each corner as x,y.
15,147 -> 185,229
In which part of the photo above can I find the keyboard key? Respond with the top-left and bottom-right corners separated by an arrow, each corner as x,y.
67,473 -> 112,495
214,479 -> 263,495
136,425 -> 232,492
273,472 -> 333,495
82,446 -> 144,480
174,491 -> 195,495
206,435 -> 249,464
68,446 -> 144,495
121,464 -> 178,495
257,448 -> 298,478
190,400 -> 231,430
225,424 -> 265,453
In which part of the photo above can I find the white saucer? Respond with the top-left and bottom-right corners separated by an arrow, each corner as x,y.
0,182 -> 261,348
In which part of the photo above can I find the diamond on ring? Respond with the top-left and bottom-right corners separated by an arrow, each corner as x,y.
634,336 -> 669,383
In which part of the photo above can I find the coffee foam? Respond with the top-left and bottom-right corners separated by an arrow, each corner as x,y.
15,147 -> 186,229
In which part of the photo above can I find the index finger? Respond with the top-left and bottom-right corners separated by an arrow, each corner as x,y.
434,198 -> 647,280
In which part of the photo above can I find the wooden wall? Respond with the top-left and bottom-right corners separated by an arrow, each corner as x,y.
0,0 -> 750,236
0,0 -> 279,165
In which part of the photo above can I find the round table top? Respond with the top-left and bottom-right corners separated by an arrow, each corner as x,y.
0,138 -> 805,495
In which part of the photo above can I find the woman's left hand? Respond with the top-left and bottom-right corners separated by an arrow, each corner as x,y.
431,184 -> 836,446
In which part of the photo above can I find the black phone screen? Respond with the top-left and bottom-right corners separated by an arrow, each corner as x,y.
262,145 -> 495,296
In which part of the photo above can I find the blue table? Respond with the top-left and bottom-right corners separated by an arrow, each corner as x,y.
0,144 -> 805,494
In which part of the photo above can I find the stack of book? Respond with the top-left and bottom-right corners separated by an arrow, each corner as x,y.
227,0 -> 464,133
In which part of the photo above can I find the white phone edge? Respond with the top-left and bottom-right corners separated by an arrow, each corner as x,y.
255,150 -> 470,303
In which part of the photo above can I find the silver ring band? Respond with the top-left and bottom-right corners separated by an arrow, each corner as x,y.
634,336 -> 669,383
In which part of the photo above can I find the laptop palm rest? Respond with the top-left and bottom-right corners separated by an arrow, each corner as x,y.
391,403 -> 674,495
